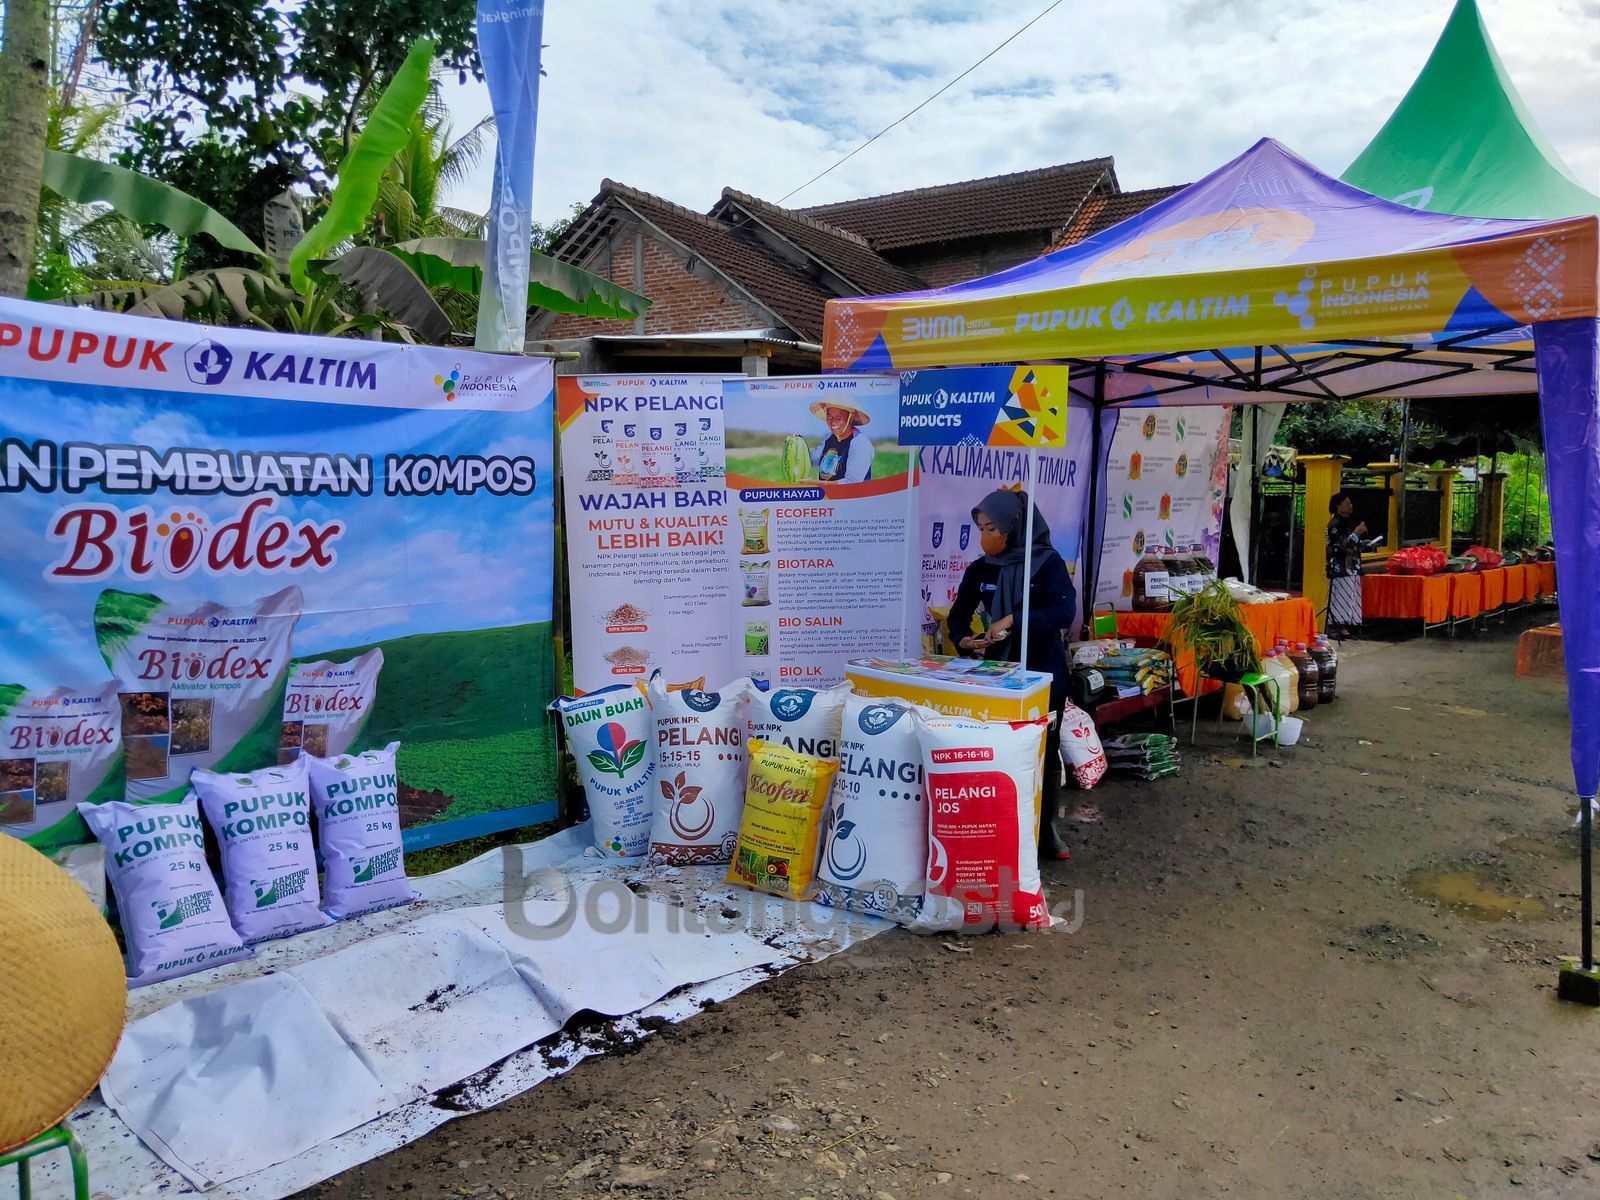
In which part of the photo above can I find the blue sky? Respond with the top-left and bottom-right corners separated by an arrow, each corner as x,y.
0,378 -> 554,687
440,1 -> 1600,225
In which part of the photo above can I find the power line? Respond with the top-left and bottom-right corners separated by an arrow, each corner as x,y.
776,0 -> 1069,205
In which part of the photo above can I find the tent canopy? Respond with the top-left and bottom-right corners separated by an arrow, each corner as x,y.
1342,0 -> 1600,220
823,139 -> 1597,386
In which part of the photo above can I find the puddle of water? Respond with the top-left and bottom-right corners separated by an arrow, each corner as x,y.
1403,869 -> 1549,921
1496,834 -> 1569,859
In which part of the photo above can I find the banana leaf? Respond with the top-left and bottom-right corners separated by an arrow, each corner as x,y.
388,237 -> 651,320
290,38 -> 435,293
323,247 -> 451,341
123,268 -> 292,325
40,151 -> 268,260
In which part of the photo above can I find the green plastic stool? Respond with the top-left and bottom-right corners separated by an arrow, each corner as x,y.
1,1122 -> 88,1200
1238,673 -> 1281,758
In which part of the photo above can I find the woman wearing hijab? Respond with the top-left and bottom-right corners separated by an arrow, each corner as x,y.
1326,491 -> 1367,638
945,489 -> 1076,862
808,401 -> 875,483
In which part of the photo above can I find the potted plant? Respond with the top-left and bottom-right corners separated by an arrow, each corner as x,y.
1160,580 -> 1262,684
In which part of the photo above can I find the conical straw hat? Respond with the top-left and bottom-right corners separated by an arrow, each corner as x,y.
0,838 -> 126,1152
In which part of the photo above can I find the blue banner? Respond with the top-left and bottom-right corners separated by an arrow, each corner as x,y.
475,0 -> 547,353
0,299 -> 558,852
897,365 -> 1069,448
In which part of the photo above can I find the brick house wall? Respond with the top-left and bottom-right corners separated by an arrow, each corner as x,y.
533,229 -> 769,340
886,231 -> 1056,290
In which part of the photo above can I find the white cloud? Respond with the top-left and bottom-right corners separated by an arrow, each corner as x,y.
441,0 -> 1599,224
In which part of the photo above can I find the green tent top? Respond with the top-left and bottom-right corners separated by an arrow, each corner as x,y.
1342,0 -> 1600,219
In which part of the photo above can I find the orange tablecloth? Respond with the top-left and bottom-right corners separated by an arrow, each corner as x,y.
1479,567 -> 1506,610
1115,597 -> 1316,697
1447,572 -> 1482,619
1521,563 -> 1544,599
1504,564 -> 1526,604
1536,560 -> 1557,596
1362,573 -> 1450,623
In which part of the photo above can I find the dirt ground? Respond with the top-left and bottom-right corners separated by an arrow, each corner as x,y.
303,613 -> 1600,1200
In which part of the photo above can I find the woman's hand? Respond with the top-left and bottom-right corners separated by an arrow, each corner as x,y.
958,635 -> 987,653
1355,521 -> 1368,536
987,615 -> 1014,638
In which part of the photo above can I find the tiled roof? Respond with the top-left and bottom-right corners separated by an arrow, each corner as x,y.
601,180 -> 836,340
1049,184 -> 1190,251
797,158 -> 1115,250
715,188 -> 926,296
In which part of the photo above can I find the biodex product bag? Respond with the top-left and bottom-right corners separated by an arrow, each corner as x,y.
305,743 -> 416,919
191,757 -> 331,943
78,797 -> 251,986
913,715 -> 1051,933
726,739 -> 838,900
552,685 -> 657,857
747,682 -> 851,762
0,680 -> 121,849
279,648 -> 384,763
815,696 -> 932,924
646,674 -> 750,865
95,586 -> 304,803
1058,702 -> 1107,790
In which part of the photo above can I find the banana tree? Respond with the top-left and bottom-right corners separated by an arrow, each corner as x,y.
44,39 -> 647,339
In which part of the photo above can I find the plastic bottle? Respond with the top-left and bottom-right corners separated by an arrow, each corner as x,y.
1190,543 -> 1215,590
1311,635 -> 1338,703
1160,545 -> 1189,604
1278,644 -> 1300,713
1259,650 -> 1293,721
1133,549 -> 1171,613
1290,642 -> 1319,711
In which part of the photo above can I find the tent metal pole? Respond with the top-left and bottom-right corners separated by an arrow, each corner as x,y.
1083,362 -> 1107,635
1583,796 -> 1594,972
1249,404 -> 1262,584
1397,399 -> 1412,545
1020,441 -> 1038,671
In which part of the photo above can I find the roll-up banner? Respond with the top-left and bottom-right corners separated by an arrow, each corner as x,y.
1092,405 -> 1232,610
557,375 -> 736,692
0,297 -> 559,852
722,376 -> 910,687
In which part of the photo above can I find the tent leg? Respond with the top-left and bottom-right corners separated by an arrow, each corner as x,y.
1558,795 -> 1599,1006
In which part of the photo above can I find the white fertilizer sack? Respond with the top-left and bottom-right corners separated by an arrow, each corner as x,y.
191,756 -> 331,943
78,797 -> 251,986
746,683 -> 851,762
305,743 -> 416,920
646,675 -> 750,865
552,685 -> 657,857
815,695 -> 932,925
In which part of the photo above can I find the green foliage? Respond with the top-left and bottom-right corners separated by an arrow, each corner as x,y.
1160,581 -> 1261,679
1500,452 -> 1552,548
387,236 -> 653,321
398,728 -> 560,827
91,588 -> 163,665
1276,400 -> 1417,466
290,38 -> 434,292
98,0 -> 478,265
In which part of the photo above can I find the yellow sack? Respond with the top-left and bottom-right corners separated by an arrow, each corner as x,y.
726,738 -> 838,900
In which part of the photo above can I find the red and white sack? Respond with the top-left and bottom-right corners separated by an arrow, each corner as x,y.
747,682 -> 851,762
1058,702 -> 1107,789
279,648 -> 384,763
646,675 -> 750,865
912,715 -> 1050,933
815,695 -> 932,925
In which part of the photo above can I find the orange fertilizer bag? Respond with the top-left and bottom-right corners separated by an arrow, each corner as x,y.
726,739 -> 838,900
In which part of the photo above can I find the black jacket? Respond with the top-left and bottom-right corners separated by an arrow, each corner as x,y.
946,551 -> 1075,702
